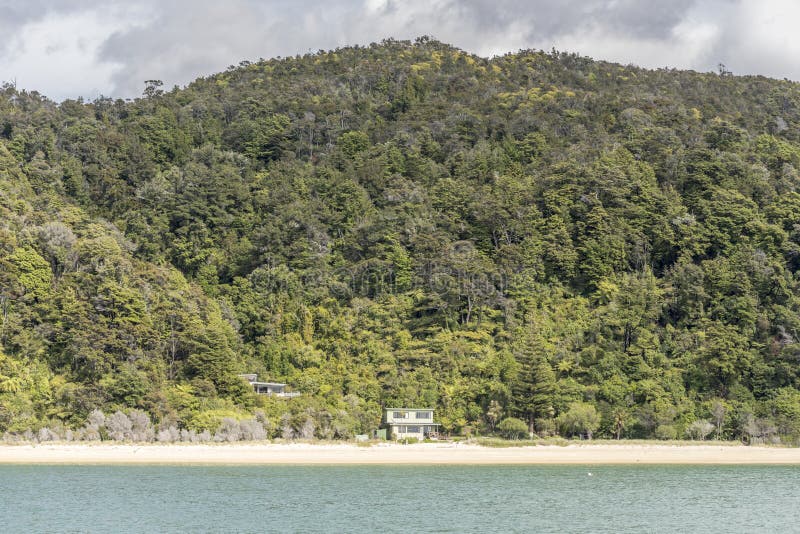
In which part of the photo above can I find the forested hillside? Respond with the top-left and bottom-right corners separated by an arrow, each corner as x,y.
4,37 -> 800,442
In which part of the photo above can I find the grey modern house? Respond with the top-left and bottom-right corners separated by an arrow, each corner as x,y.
239,374 -> 300,398
383,408 -> 440,440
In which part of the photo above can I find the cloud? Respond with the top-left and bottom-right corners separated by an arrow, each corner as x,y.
0,7 -> 134,100
0,0 -> 798,101
702,0 -> 800,79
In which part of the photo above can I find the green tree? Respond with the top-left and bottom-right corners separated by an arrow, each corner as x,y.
557,402 -> 600,439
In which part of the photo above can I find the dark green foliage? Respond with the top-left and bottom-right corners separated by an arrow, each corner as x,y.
3,38 -> 800,441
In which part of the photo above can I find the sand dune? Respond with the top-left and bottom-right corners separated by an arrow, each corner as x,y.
1,442 -> 799,465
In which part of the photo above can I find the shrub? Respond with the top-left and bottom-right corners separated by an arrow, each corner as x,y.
685,420 -> 714,441
557,402 -> 600,439
214,418 -> 242,442
185,409 -> 242,433
280,414 -> 295,440
106,411 -> 133,441
239,419 -> 267,441
655,424 -> 677,440
83,409 -> 106,440
157,426 -> 181,443
534,418 -> 556,437
37,427 -> 59,442
498,417 -> 529,439
254,410 -> 273,436
298,416 -> 316,440
3,432 -> 23,444
742,415 -> 778,445
128,410 -> 154,442
331,410 -> 358,440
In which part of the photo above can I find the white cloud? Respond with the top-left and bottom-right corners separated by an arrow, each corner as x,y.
714,0 -> 800,78
544,16 -> 721,72
0,6 -> 145,100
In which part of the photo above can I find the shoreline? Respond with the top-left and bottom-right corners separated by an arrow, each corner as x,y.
1,442 -> 799,465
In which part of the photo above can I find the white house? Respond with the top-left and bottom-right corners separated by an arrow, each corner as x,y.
383,408 -> 440,440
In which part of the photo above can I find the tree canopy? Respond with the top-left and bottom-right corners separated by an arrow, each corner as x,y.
3,38 -> 800,442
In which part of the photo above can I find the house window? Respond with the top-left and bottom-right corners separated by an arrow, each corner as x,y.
415,412 -> 431,419
393,411 -> 407,419
407,426 -> 420,433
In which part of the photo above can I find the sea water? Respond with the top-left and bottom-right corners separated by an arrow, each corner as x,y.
1,465 -> 797,533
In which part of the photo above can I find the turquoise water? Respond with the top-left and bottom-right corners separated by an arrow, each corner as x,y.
1,465 -> 798,533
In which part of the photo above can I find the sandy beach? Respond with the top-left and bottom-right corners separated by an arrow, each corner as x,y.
1,442 -> 799,465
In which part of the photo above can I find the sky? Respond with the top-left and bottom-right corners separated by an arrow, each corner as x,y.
1,0 -> 799,101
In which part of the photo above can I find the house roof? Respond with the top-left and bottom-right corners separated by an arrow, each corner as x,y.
239,374 -> 286,387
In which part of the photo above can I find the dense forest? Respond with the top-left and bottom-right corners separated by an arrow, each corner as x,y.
3,37 -> 800,442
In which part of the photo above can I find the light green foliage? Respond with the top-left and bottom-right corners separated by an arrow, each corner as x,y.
557,402 -> 601,439
8,247 -> 52,301
338,131 -> 370,158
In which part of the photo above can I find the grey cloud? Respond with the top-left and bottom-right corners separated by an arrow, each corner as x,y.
0,0 -> 101,38
586,0 -> 699,39
0,2 -> 57,54
98,0 -> 324,96
451,0 -> 698,41
93,0 -> 711,96
663,0 -> 800,80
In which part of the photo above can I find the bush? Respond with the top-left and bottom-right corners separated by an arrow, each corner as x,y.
557,402 -> 600,439
80,410 -> 156,442
128,410 -> 154,442
498,417 -> 529,439
742,415 -> 778,445
82,409 -> 106,441
157,426 -> 181,443
106,411 -> 133,441
254,410 -> 273,436
186,409 -> 241,433
239,419 -> 267,441
37,427 -> 59,442
214,418 -> 242,442
686,420 -> 714,441
280,414 -> 295,440
298,416 -> 315,440
655,424 -> 677,440
534,418 -> 556,437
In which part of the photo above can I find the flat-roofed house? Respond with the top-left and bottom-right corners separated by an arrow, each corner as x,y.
383,408 -> 440,440
239,374 -> 300,398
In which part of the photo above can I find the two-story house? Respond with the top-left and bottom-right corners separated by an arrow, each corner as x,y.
383,408 -> 440,440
